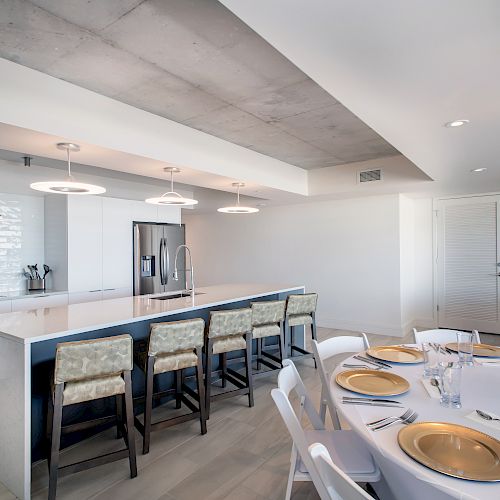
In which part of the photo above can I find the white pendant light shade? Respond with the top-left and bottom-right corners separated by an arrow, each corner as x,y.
145,167 -> 198,206
217,183 -> 259,214
30,143 -> 106,195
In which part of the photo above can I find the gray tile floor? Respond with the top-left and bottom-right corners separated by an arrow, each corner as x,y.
2,328 -> 499,500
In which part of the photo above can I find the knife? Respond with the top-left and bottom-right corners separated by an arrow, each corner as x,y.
353,355 -> 392,369
343,397 -> 402,404
341,401 -> 402,407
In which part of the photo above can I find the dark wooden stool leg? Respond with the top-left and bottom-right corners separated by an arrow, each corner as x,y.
195,350 -> 207,435
205,339 -> 213,419
175,369 -> 182,409
245,333 -> 254,408
256,337 -> 262,370
116,394 -> 123,439
220,353 -> 227,388
311,313 -> 318,369
290,325 -> 294,357
48,383 -> 64,500
279,321 -> 286,366
143,356 -> 154,454
123,371 -> 137,478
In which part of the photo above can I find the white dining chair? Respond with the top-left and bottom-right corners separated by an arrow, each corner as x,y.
413,328 -> 480,345
312,334 -> 369,429
271,359 -> 379,500
308,443 -> 375,500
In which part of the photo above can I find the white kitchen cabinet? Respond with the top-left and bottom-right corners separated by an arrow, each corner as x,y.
11,293 -> 68,312
68,290 -> 103,304
102,198 -> 133,291
131,200 -> 157,224
102,287 -> 132,300
67,196 -> 103,293
0,300 -> 12,314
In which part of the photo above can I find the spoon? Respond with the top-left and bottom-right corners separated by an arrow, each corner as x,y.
430,378 -> 441,394
476,410 -> 500,422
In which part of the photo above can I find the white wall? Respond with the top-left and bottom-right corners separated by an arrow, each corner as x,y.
0,193 -> 44,292
399,195 -> 415,329
185,194 -> 409,336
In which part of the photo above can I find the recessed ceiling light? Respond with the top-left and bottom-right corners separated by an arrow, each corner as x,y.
444,119 -> 469,128
471,168 -> 487,173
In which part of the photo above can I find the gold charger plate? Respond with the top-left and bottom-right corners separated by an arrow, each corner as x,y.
366,345 -> 424,364
398,422 -> 500,481
335,369 -> 410,396
446,342 -> 500,358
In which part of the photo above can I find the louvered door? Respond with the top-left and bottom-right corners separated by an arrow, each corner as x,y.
436,196 -> 499,334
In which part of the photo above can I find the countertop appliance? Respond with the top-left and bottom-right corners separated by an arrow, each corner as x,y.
133,222 -> 186,296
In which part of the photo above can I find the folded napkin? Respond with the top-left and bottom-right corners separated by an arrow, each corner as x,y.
421,378 -> 440,399
466,410 -> 500,431
475,358 -> 500,367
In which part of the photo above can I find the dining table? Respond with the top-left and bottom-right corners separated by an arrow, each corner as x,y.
330,346 -> 500,500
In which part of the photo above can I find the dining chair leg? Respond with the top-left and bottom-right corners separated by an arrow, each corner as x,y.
195,350 -> 207,435
123,371 -> 137,478
205,339 -> 213,419
220,352 -> 227,388
142,356 -> 154,455
245,333 -> 254,408
116,394 -> 123,439
175,369 -> 182,409
48,383 -> 63,500
284,447 -> 298,500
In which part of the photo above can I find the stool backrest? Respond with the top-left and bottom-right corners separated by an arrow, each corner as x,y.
251,300 -> 285,326
286,293 -> 318,316
208,308 -> 252,338
413,328 -> 480,345
55,334 -> 133,384
312,335 -> 369,427
149,318 -> 205,356
271,359 -> 328,499
308,443 -> 374,500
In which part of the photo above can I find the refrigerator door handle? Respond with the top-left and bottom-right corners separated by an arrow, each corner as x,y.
159,237 -> 165,285
165,237 -> 170,285
160,237 -> 169,286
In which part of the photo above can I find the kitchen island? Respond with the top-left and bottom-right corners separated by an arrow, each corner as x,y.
0,283 -> 304,499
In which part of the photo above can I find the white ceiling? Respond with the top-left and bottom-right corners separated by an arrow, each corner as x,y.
221,0 -> 500,189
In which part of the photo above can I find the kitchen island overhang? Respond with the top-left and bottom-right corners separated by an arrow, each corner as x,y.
0,283 -> 305,500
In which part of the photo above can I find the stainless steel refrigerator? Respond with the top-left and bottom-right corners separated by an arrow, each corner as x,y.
133,222 -> 186,295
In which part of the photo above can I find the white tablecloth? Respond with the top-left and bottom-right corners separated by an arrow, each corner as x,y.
330,350 -> 500,500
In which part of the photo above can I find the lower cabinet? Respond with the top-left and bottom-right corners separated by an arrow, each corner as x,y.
0,301 -> 12,314
68,290 -> 103,304
102,287 -> 132,300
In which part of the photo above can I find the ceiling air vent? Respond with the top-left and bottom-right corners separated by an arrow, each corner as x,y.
359,169 -> 382,183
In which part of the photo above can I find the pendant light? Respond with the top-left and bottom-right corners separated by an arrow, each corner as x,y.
217,183 -> 259,214
145,167 -> 198,206
30,143 -> 106,195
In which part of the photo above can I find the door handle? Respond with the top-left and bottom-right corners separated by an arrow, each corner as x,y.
159,238 -> 165,285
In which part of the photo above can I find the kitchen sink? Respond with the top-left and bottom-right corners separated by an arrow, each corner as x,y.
152,291 -> 204,300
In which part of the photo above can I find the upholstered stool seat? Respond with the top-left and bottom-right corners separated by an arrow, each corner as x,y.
134,318 -> 206,454
251,300 -> 286,376
205,308 -> 254,418
47,334 -> 137,500
285,293 -> 318,368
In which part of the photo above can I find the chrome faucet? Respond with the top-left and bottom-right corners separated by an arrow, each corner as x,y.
173,244 -> 195,298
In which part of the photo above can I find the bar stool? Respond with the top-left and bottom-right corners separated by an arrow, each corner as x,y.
205,308 -> 254,418
251,300 -> 286,376
134,318 -> 206,454
47,334 -> 137,500
285,293 -> 318,368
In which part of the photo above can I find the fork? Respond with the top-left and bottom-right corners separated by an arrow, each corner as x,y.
366,408 -> 413,427
342,363 -> 382,370
371,411 -> 417,431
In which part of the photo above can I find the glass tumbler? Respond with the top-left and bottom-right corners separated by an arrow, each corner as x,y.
439,362 -> 462,409
422,342 -> 441,378
456,331 -> 474,366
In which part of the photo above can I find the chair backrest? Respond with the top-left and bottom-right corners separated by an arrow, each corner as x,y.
271,359 -> 329,499
55,334 -> 133,384
208,308 -> 252,338
149,318 -> 205,356
286,293 -> 318,316
413,328 -> 480,345
312,335 -> 369,427
308,443 -> 374,500
251,300 -> 286,326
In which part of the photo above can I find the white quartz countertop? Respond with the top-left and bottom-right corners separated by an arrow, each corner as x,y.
0,289 -> 67,301
0,283 -> 303,344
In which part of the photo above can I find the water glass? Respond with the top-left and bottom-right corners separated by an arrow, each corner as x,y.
456,331 -> 474,366
422,342 -> 441,378
439,362 -> 462,409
